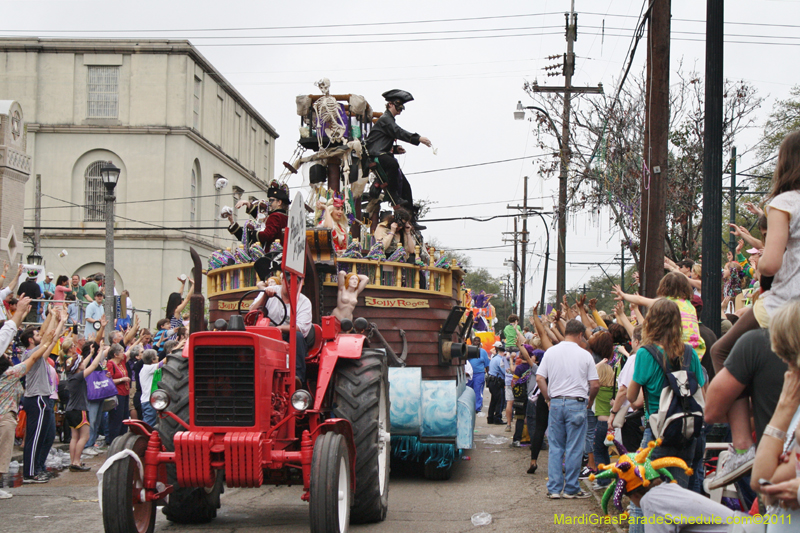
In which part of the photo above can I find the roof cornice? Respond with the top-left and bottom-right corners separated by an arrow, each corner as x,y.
0,37 -> 279,139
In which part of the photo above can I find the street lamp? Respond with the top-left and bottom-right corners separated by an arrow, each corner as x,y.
100,163 -> 120,338
514,101 -> 568,304
26,249 -> 43,266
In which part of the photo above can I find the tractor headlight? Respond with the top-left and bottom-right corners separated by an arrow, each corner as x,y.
150,390 -> 170,412
291,389 -> 313,412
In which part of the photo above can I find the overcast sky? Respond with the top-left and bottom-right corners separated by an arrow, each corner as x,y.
5,0 -> 798,311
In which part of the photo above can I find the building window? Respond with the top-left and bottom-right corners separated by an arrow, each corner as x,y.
190,168 -> 197,227
263,139 -> 270,181
214,189 -> 220,238
217,95 -> 224,145
85,160 -> 111,221
234,112 -> 241,160
193,76 -> 202,130
87,67 -> 119,118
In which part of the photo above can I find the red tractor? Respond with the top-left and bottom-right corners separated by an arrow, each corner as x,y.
100,248 -> 390,533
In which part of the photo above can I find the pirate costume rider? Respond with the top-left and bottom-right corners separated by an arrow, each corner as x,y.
224,181 -> 290,248
365,89 -> 431,227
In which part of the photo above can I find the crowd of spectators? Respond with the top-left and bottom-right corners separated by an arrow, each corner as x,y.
0,271 -> 190,498
461,130 -> 800,531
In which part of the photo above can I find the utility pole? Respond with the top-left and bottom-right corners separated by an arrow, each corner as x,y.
520,176 -> 528,320
728,146 -> 738,253
513,217 -> 519,316
34,174 -> 41,256
530,1 -> 603,304
702,0 -> 724,335
640,0 -> 671,299
620,241 -> 626,290
508,192 -> 551,314
502,222 -> 520,315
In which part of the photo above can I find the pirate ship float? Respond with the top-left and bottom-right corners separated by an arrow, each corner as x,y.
205,80 -> 475,479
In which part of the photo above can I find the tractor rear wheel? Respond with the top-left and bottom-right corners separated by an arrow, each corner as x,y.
332,349 -> 390,523
101,433 -> 156,533
156,353 -> 224,524
309,432 -> 351,533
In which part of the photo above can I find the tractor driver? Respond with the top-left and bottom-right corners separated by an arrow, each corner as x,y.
251,280 -> 313,387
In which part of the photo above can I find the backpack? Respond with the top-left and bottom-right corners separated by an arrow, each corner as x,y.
642,344 -> 705,448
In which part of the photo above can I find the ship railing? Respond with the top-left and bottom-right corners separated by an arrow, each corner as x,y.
206,257 -> 463,299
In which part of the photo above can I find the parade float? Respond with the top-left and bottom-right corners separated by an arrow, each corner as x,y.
205,80 -> 476,479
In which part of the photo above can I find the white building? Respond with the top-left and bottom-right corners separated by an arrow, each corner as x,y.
0,38 -> 278,324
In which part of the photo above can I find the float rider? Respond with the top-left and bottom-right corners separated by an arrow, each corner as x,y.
365,89 -> 431,229
224,196 -> 268,247
257,182 -> 290,248
224,181 -> 290,249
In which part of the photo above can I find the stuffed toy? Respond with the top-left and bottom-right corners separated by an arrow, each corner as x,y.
590,439 -> 693,516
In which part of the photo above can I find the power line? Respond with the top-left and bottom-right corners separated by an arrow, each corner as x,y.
2,12 -> 567,34
405,153 -> 554,176
427,196 -> 552,211
580,11 -> 800,30
40,194 -> 223,242
421,212 -> 553,223
8,11 -> 800,35
13,24 -> 567,41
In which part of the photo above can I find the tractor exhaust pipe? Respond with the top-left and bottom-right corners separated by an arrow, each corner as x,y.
189,247 -> 206,333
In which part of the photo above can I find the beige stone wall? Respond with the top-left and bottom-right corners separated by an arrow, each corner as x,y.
0,101 -> 31,265
0,40 -> 279,317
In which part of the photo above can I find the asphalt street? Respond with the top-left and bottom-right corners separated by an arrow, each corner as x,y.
1,412 -> 619,533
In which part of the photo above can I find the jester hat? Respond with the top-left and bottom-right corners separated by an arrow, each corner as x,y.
589,439 -> 693,515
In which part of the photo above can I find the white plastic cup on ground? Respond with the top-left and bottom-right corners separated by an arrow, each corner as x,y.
471,512 -> 492,526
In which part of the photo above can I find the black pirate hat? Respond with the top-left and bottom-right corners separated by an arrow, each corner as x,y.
382,89 -> 414,105
267,180 -> 291,204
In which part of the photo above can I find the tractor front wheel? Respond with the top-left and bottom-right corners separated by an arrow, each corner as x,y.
309,432 -> 351,533
157,353 -> 224,524
332,350 -> 390,523
101,433 -> 156,533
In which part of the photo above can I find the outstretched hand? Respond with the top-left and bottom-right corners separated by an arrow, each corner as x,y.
612,284 -> 626,301
743,201 -> 763,217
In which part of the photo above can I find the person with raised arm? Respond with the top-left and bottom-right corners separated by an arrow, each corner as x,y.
64,340 -> 108,472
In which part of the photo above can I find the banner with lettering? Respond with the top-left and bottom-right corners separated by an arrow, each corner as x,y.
364,297 -> 429,309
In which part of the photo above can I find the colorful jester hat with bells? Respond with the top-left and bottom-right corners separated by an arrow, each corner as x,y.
589,439 -> 693,516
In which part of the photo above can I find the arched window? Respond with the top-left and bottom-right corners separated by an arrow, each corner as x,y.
190,160 -> 201,228
85,160 -> 111,221
190,168 -> 197,227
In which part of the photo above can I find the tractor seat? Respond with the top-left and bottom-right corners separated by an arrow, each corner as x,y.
306,324 -> 323,357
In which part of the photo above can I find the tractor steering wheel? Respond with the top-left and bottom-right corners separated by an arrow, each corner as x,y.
236,289 -> 287,327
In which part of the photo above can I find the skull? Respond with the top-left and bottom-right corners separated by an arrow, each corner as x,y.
315,78 -> 331,96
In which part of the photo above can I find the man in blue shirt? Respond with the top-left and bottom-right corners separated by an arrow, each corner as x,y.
84,291 -> 105,340
487,342 -> 509,424
466,337 -> 491,413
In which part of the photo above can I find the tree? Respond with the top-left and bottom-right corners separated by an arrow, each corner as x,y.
758,85 -> 800,164
523,66 -> 763,266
